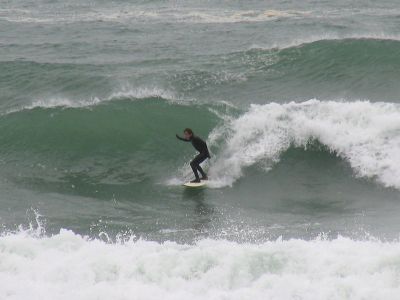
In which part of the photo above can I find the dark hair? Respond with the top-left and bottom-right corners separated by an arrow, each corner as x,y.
184,128 -> 193,135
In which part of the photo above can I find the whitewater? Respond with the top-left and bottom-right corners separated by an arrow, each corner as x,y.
209,100 -> 400,188
1,228 -> 400,300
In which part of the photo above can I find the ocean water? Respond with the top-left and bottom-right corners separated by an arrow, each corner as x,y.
1,0 -> 400,299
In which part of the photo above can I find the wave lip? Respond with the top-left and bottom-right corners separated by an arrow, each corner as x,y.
209,100 -> 400,189
1,230 -> 400,300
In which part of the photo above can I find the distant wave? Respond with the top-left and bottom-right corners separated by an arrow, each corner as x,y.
249,34 -> 400,51
1,228 -> 400,300
165,9 -> 309,24
209,100 -> 400,189
0,7 -> 309,24
3,37 -> 400,110
160,38 -> 400,101
3,5 -> 400,25
4,87 -> 180,114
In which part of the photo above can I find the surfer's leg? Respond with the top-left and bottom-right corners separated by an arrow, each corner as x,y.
197,164 -> 206,178
190,153 -> 207,181
190,157 -> 201,181
190,159 -> 200,180
194,153 -> 208,179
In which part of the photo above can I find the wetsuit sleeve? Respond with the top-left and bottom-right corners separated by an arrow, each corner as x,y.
176,134 -> 189,142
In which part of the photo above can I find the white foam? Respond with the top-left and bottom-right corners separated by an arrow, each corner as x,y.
26,97 -> 103,109
164,177 -> 184,186
209,100 -> 400,188
2,5 -> 400,26
1,229 -> 400,300
108,86 -> 178,102
173,9 -> 309,24
0,7 -> 308,24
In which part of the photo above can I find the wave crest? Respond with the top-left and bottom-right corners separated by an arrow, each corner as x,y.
209,100 -> 400,189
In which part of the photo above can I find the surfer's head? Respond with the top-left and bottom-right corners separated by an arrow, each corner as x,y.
183,128 -> 193,140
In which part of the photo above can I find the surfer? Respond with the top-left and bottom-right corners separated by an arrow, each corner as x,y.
176,128 -> 210,183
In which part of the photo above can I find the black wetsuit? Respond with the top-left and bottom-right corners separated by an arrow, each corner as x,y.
176,134 -> 210,180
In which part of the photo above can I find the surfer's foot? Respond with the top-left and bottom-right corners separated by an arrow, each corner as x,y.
190,178 -> 201,183
201,176 -> 208,181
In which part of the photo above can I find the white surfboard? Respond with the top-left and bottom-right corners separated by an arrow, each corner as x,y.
183,180 -> 207,188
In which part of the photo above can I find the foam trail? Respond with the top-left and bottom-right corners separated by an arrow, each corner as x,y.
1,230 -> 400,300
209,100 -> 400,188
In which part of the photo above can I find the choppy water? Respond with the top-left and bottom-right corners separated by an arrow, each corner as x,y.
1,1 -> 400,299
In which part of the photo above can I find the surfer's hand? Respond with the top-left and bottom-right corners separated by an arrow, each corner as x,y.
176,134 -> 180,139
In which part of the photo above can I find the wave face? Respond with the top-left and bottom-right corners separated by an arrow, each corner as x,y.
0,99 -> 219,188
1,229 -> 400,300
2,99 -> 400,190
210,100 -> 400,188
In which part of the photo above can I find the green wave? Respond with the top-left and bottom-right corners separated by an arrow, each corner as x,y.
2,38 -> 400,111
214,38 -> 400,102
0,99 -> 219,188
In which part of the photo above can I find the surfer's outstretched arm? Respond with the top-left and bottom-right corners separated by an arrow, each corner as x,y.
176,134 -> 189,142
